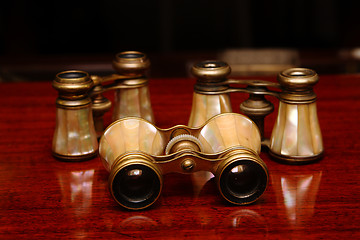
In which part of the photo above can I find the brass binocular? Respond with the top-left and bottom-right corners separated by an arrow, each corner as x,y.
52,51 -> 154,161
189,61 -> 324,163
100,113 -> 268,210
52,51 -> 324,210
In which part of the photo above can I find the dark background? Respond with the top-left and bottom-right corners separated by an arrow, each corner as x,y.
0,0 -> 360,80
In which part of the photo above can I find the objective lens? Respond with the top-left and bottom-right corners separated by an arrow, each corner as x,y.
112,164 -> 161,210
219,160 -> 267,205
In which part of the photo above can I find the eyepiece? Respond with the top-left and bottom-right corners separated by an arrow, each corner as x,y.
191,60 -> 231,81
111,163 -> 162,210
112,51 -> 150,75
217,158 -> 268,205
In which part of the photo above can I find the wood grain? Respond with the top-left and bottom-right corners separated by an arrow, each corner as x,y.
0,74 -> 359,239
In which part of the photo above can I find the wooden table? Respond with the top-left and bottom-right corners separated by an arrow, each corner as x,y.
0,73 -> 359,239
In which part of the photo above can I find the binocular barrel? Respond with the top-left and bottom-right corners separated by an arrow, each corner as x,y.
111,51 -> 154,123
269,68 -> 324,163
52,70 -> 98,161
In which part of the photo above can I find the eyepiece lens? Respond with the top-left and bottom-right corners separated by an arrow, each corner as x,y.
119,53 -> 144,59
197,61 -> 227,69
58,71 -> 87,79
112,164 -> 161,209
219,160 -> 267,205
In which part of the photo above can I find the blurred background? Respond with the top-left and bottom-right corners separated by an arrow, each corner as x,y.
1,0 -> 360,81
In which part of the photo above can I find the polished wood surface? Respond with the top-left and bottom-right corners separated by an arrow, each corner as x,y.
0,74 -> 359,239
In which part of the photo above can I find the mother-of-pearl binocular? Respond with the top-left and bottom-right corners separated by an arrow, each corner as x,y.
52,51 -> 154,161
100,113 -> 268,210
52,51 -> 324,210
189,61 -> 324,164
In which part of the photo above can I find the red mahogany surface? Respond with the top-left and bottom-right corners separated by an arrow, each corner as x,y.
0,74 -> 359,239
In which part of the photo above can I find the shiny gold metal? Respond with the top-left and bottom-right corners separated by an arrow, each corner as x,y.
215,148 -> 268,205
113,51 -> 151,75
189,61 -> 323,164
108,152 -> 162,210
191,60 -> 231,83
99,113 -> 269,210
181,158 -> 195,172
53,51 -> 155,161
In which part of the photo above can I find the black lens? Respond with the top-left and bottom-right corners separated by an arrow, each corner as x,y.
119,53 -> 144,59
112,164 -> 161,209
219,160 -> 267,205
58,71 -> 87,79
197,61 -> 227,69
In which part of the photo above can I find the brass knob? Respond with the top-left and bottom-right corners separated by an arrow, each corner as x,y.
181,159 -> 195,172
191,60 -> 231,82
112,51 -> 150,76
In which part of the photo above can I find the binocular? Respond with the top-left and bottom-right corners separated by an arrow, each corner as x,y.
189,61 -> 324,163
52,51 -> 324,210
100,113 -> 268,210
52,51 -> 154,161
